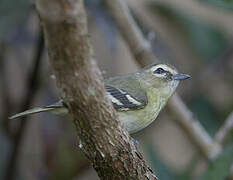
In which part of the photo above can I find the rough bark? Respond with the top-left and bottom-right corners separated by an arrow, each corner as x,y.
36,0 -> 157,179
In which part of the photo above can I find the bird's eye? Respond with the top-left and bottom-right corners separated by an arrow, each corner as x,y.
154,67 -> 165,74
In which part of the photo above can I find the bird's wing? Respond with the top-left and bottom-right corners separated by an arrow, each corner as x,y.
105,85 -> 147,111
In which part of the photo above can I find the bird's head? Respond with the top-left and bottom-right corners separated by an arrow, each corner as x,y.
139,63 -> 190,95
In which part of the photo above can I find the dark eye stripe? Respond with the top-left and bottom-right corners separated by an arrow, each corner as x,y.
154,67 -> 165,74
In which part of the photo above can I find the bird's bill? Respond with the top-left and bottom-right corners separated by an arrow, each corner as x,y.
173,73 -> 191,80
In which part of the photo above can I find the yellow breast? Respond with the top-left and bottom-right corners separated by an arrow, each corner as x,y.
118,90 -> 168,134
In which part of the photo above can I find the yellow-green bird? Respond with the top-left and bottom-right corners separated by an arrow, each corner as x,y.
10,63 -> 190,134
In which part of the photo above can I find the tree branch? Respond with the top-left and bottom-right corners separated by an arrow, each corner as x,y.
215,111 -> 233,146
104,0 -> 157,66
143,0 -> 233,37
36,0 -> 157,179
214,111 -> 233,179
168,95 -> 221,159
104,0 -> 221,160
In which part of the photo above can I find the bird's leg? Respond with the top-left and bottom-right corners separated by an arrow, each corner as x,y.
132,138 -> 139,145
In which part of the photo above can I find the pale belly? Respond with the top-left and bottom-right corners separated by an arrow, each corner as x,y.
118,110 -> 157,134
118,95 -> 167,134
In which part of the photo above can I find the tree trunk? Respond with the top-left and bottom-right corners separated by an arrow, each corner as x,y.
36,0 -> 157,179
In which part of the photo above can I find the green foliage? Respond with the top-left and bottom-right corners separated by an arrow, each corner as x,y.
145,128 -> 233,180
149,3 -> 229,62
144,140 -> 198,180
0,132 -> 18,179
49,137 -> 87,180
200,0 -> 233,11
184,20 -> 228,62
198,144 -> 233,180
144,141 -> 178,180
0,0 -> 30,42
188,94 -> 222,136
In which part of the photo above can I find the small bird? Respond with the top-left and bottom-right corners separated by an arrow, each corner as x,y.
9,63 -> 190,134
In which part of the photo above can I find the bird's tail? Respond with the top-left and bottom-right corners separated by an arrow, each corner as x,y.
9,101 -> 68,119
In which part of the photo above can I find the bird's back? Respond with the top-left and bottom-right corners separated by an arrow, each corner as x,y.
105,74 -> 147,106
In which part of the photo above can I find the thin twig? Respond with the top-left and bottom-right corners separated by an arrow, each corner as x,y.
135,0 -> 233,37
104,0 -> 157,67
214,111 -> 233,179
215,112 -> 233,145
168,95 -> 222,159
4,30 -> 44,180
104,0 -> 221,160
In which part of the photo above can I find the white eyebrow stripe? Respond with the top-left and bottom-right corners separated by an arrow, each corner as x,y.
153,73 -> 167,78
151,64 -> 177,74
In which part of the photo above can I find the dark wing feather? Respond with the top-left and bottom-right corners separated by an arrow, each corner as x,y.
105,85 -> 147,111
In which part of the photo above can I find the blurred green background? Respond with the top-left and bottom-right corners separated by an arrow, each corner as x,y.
0,0 -> 233,179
